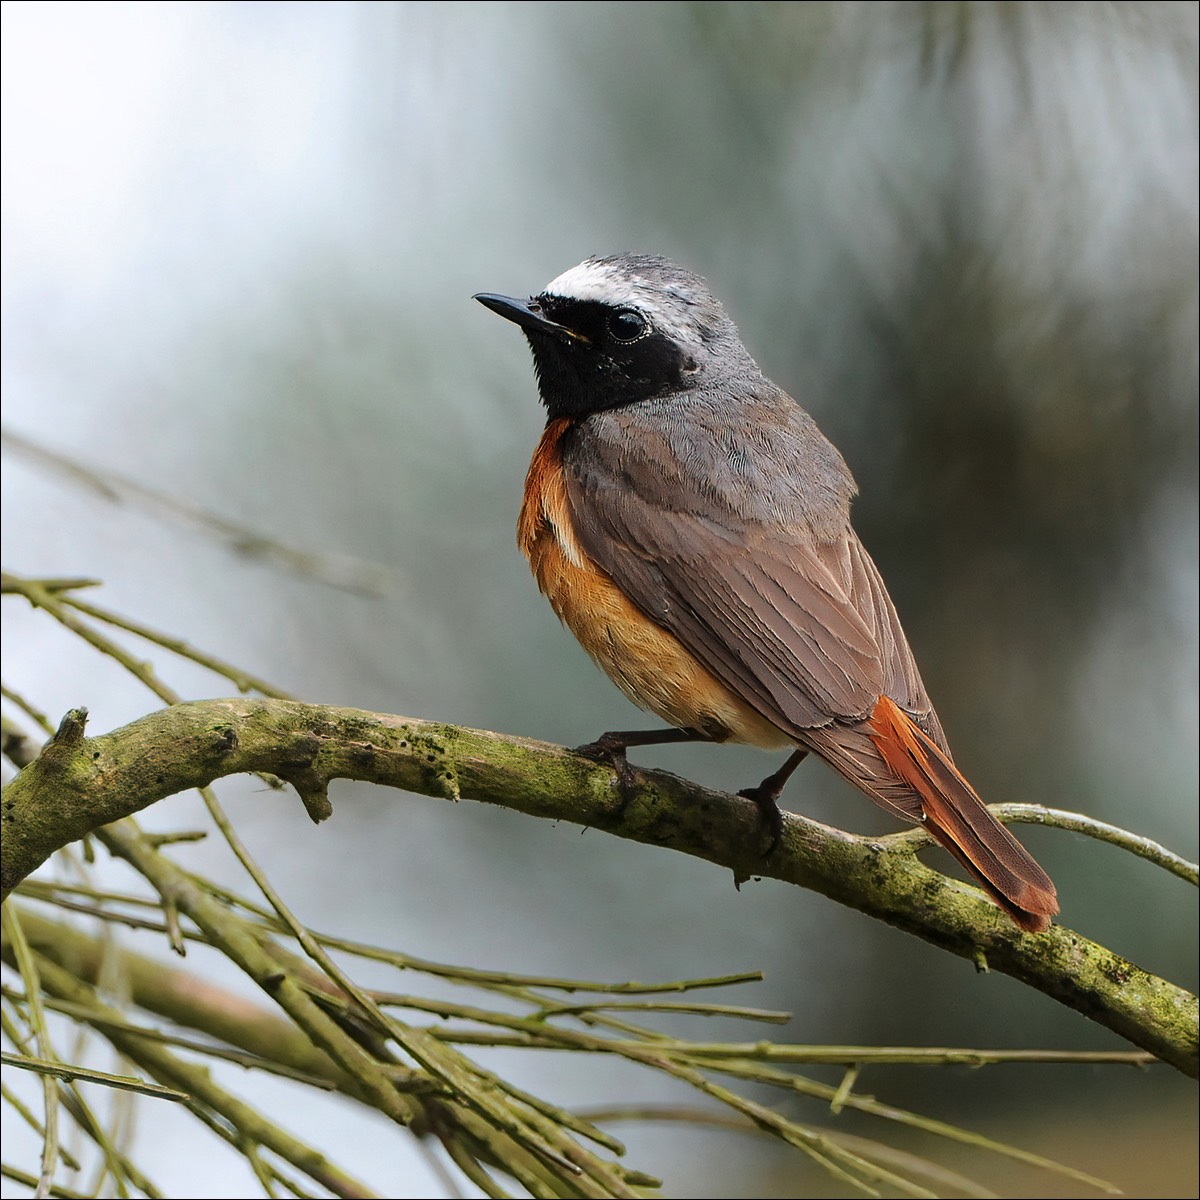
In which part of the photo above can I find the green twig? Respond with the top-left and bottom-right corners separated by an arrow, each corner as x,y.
0,1053 -> 188,1101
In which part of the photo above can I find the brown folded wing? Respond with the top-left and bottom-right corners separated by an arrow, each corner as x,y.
561,429 -> 945,754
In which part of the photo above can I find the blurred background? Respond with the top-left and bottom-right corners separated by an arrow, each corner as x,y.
2,2 -> 1196,1196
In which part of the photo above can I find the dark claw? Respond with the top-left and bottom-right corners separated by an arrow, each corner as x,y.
573,731 -> 629,762
573,728 -> 714,818
737,784 -> 785,856
573,735 -> 639,814
737,748 -> 807,857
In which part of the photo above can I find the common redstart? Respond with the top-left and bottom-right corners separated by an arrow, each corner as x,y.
475,253 -> 1058,932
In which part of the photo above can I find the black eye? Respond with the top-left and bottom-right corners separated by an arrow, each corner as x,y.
607,308 -> 648,343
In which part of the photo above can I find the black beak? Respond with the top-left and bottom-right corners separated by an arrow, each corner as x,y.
473,293 -> 587,342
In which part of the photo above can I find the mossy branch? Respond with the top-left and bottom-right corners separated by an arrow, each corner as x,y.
3,698 -> 1197,1078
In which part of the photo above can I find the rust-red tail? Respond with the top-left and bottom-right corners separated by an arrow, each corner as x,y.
868,696 -> 1058,932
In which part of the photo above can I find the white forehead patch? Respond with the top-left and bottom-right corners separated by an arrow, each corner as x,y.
534,256 -> 747,365
541,258 -> 695,336
541,258 -> 638,306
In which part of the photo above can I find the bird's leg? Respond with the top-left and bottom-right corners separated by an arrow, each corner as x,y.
574,727 -> 715,814
738,749 -> 809,854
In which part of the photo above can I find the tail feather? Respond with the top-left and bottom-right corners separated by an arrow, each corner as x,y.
868,696 -> 1058,933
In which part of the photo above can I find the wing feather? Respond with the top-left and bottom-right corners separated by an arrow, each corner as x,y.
560,413 -> 944,748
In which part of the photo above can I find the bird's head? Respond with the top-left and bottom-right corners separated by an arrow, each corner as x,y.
475,253 -> 756,418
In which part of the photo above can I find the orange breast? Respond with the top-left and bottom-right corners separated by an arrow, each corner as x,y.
518,419 -> 790,750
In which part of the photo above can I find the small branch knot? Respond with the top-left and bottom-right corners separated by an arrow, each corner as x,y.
37,708 -> 90,771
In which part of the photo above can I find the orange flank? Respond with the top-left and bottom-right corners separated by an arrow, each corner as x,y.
518,420 -> 789,749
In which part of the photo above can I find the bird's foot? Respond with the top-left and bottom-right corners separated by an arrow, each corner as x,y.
737,748 -> 807,856
737,783 -> 785,856
573,733 -> 639,816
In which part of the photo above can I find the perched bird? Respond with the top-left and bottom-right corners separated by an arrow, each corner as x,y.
475,253 -> 1058,932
